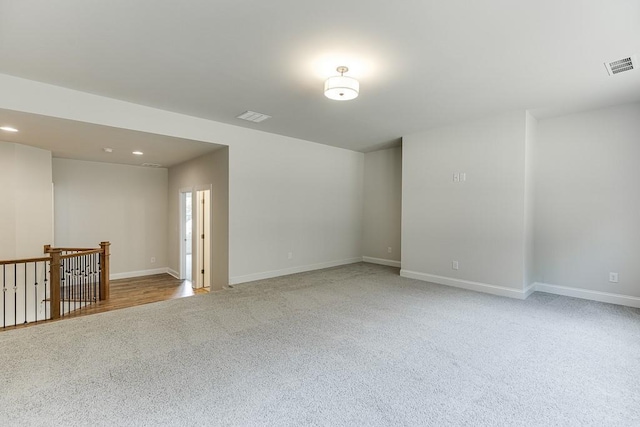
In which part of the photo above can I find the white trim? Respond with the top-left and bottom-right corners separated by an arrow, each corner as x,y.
110,267 -> 169,280
230,257 -> 363,285
167,268 -> 180,279
363,256 -> 401,268
400,269 -> 531,300
523,282 -> 536,299
534,282 -> 640,308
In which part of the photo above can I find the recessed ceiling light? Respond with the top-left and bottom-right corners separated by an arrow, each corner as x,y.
0,126 -> 18,132
103,148 -> 113,153
132,151 -> 144,155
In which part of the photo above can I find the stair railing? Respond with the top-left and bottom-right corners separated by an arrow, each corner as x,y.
0,242 -> 110,329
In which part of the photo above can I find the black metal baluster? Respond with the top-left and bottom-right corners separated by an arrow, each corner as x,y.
98,253 -> 102,302
24,263 -> 27,324
93,253 -> 97,303
74,255 -> 78,312
14,264 -> 17,327
61,259 -> 66,317
2,265 -> 6,328
34,262 -> 38,323
80,255 -> 84,308
44,261 -> 48,320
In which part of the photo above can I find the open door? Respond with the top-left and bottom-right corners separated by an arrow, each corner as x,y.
195,189 -> 211,289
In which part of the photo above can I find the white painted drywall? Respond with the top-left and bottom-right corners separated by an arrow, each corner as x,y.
524,112 -> 537,288
0,75 -> 364,284
402,111 -> 528,291
52,158 -> 168,276
168,148 -> 229,289
228,134 -> 364,283
363,146 -> 402,264
0,142 -> 16,260
0,141 -> 53,259
535,103 -> 640,297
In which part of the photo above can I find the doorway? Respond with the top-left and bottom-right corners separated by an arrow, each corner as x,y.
179,190 -> 193,282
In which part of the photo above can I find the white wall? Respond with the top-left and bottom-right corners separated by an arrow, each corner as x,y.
53,158 -> 168,277
401,111 -> 530,296
535,103 -> 640,298
363,146 -> 402,265
0,75 -> 364,284
168,148 -> 229,289
229,135 -> 364,283
524,112 -> 537,288
0,141 -> 53,259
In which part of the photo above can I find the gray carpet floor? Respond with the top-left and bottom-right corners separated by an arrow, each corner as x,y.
1,263 -> 639,426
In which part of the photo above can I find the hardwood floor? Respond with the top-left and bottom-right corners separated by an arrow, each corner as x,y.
1,274 -> 208,331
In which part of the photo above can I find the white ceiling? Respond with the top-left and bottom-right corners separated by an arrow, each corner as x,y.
0,109 -> 224,168
0,1 -> 639,152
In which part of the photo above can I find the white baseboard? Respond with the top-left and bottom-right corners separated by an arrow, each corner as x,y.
534,282 -> 640,308
400,269 -> 531,300
363,256 -> 401,268
110,267 -> 170,281
166,268 -> 180,279
230,257 -> 363,285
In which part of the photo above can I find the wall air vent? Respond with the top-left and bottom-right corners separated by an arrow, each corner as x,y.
141,163 -> 162,168
236,110 -> 272,123
604,55 -> 637,76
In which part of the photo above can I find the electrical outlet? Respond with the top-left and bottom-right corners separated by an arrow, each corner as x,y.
453,173 -> 460,182
609,272 -> 619,283
460,172 -> 466,182
387,247 -> 392,254
452,260 -> 459,270
287,252 -> 293,260
150,257 -> 156,263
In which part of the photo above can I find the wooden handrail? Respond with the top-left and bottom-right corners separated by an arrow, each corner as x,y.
0,256 -> 50,266
44,245 -> 97,253
60,249 -> 102,260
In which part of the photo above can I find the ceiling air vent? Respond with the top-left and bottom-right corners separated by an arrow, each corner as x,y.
604,55 -> 637,76
236,110 -> 271,123
141,163 -> 162,168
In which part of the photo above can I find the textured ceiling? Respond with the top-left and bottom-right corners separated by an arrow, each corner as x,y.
0,0 -> 639,152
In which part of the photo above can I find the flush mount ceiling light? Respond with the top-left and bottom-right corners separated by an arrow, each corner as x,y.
324,66 -> 359,101
132,151 -> 143,155
0,126 -> 18,132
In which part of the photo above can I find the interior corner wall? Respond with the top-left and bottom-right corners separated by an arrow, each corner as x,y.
168,147 -> 229,290
0,141 -> 53,260
401,111 -> 528,294
535,102 -> 640,298
524,112 -> 537,288
52,158 -> 168,277
363,146 -> 402,264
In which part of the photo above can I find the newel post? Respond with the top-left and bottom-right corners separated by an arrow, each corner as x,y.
99,241 -> 111,301
49,248 -> 61,319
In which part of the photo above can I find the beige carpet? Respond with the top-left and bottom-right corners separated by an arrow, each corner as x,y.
1,263 -> 639,426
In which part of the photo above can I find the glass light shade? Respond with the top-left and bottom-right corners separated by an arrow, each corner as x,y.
324,75 -> 359,100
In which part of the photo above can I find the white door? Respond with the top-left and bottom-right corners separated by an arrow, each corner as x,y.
195,189 -> 211,288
